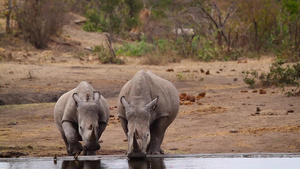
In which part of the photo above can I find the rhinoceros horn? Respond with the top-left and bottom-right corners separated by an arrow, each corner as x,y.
90,126 -> 96,141
133,129 -> 140,150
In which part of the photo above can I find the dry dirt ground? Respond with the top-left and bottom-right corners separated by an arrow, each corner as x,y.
0,58 -> 299,157
0,14 -> 300,158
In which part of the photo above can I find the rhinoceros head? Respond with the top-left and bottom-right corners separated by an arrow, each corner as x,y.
120,96 -> 159,158
73,91 -> 101,152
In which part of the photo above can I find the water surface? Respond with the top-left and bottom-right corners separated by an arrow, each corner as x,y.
1,153 -> 299,169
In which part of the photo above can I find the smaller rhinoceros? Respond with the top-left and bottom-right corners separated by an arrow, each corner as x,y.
54,81 -> 110,156
117,70 -> 179,158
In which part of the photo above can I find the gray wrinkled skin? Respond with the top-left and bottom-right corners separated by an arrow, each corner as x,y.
54,81 -> 110,156
117,70 -> 179,159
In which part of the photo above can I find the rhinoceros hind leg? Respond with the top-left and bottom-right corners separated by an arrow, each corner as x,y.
147,117 -> 169,155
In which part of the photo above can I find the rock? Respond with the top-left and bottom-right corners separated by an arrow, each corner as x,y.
259,89 -> 267,94
166,68 -> 174,72
189,96 -> 196,102
198,92 -> 206,97
84,47 -> 94,51
230,129 -> 239,133
179,93 -> 187,100
256,107 -> 261,112
233,78 -> 238,81
74,19 -> 86,25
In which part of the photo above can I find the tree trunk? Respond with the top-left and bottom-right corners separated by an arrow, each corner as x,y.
5,0 -> 12,33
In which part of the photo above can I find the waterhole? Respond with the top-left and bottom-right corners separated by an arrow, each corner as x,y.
0,154 -> 299,169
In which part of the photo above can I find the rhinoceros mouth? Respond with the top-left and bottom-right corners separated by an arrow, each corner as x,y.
84,144 -> 100,151
127,152 -> 147,159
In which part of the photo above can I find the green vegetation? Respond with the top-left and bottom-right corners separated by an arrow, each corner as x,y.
82,0 -> 142,35
1,0 -> 299,63
93,45 -> 124,64
243,59 -> 300,96
115,40 -> 153,57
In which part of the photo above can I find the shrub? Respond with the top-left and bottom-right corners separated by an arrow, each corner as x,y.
15,0 -> 67,49
242,59 -> 300,95
82,9 -> 107,32
94,45 -> 124,64
115,40 -> 153,57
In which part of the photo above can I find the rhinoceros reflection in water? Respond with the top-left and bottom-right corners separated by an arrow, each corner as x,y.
61,160 -> 101,169
128,158 -> 166,169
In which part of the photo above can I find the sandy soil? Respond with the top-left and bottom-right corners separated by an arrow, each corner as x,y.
0,14 -> 300,157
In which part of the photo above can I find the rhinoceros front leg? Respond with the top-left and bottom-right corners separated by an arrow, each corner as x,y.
62,122 -> 83,156
119,118 -> 129,154
147,117 -> 169,155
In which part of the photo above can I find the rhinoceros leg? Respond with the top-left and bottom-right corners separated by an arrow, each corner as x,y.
62,122 -> 83,156
147,117 -> 169,154
119,118 -> 129,154
120,118 -> 129,136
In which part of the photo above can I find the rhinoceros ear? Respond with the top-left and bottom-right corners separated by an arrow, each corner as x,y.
93,91 -> 101,101
146,96 -> 159,112
120,96 -> 130,110
73,93 -> 82,106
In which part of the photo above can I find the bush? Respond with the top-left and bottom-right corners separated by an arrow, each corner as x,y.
15,0 -> 67,49
94,45 -> 124,64
82,9 -> 108,32
242,59 -> 300,96
115,40 -> 153,57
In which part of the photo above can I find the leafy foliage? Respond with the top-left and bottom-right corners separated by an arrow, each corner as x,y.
94,45 -> 124,64
243,59 -> 300,95
82,0 -> 142,34
115,40 -> 153,57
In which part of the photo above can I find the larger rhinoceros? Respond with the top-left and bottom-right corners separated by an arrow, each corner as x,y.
54,81 -> 110,156
117,70 -> 179,158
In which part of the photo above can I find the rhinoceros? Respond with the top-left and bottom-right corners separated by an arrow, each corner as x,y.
54,81 -> 110,156
117,70 -> 179,158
